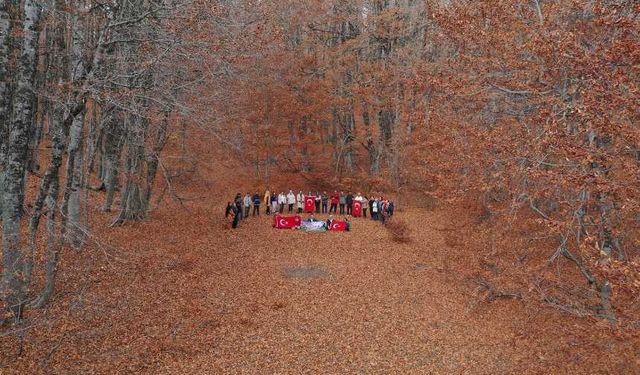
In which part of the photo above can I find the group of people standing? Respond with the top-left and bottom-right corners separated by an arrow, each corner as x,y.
226,189 -> 395,229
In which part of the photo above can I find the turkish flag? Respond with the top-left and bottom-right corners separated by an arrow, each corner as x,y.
304,196 -> 316,213
273,215 -> 302,229
352,200 -> 362,217
329,220 -> 348,231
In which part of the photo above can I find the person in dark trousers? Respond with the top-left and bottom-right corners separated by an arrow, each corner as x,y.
388,201 -> 395,217
315,192 -> 321,213
234,193 -> 243,221
372,198 -> 379,220
330,191 -> 339,214
346,192 -> 354,215
231,204 -> 240,229
321,191 -> 328,213
252,192 -> 261,216
339,192 -> 346,214
271,192 -> 279,214
225,202 -> 234,218
368,195 -> 374,219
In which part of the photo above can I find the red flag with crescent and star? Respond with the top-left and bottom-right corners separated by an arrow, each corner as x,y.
273,215 -> 302,229
304,195 -> 316,213
329,220 -> 348,231
352,200 -> 362,217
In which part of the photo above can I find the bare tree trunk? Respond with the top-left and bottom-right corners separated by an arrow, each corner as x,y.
361,103 -> 381,176
65,113 -> 86,248
25,107 -> 66,287
1,0 -> 42,322
144,110 -> 170,210
0,1 -> 14,220
102,111 -> 124,212
33,181 -> 62,308
114,114 -> 147,224
65,11 -> 89,248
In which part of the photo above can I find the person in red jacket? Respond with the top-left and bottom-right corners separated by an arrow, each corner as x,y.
329,191 -> 339,214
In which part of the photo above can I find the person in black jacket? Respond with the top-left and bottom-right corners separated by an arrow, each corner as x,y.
346,192 -> 354,215
252,192 -> 261,216
234,193 -> 243,221
231,204 -> 240,228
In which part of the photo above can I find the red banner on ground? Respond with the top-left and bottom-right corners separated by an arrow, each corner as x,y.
273,215 -> 302,229
304,196 -> 316,213
352,200 -> 362,217
329,220 -> 348,231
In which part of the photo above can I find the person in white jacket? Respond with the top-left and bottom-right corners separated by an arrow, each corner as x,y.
286,190 -> 296,213
296,191 -> 305,213
278,192 -> 287,214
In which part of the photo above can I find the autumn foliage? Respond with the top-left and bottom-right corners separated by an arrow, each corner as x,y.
1,0 -> 639,372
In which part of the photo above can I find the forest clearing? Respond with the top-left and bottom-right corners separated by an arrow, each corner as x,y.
1,0 -> 639,373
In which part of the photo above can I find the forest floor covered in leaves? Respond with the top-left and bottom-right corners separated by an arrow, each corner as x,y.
1,140 -> 638,374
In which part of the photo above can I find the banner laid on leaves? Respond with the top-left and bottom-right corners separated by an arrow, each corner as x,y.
304,196 -> 316,213
352,201 -> 362,217
299,220 -> 327,232
273,215 -> 302,229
